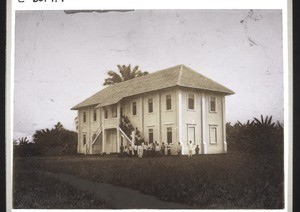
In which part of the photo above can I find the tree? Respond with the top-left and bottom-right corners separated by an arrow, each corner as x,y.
226,115 -> 283,154
54,122 -> 64,131
33,122 -> 78,156
103,64 -> 149,85
14,137 -> 39,157
254,115 -> 275,128
18,137 -> 30,145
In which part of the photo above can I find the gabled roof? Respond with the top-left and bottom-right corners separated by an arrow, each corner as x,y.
71,65 -> 234,110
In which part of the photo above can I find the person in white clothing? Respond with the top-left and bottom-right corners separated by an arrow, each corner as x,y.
166,143 -> 171,156
177,142 -> 182,156
137,145 -> 143,158
188,140 -> 193,157
155,141 -> 161,157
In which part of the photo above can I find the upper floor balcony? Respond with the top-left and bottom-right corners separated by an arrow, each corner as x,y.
103,117 -> 120,129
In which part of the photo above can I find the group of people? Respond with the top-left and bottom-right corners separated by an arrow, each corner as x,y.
187,140 -> 200,157
119,140 -> 201,158
120,115 -> 144,145
119,141 -> 173,158
119,115 -> 200,157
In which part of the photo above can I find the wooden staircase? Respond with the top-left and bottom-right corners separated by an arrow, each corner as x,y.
85,124 -> 102,155
119,115 -> 144,146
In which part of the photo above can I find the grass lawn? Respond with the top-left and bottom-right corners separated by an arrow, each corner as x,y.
13,151 -> 284,209
13,171 -> 109,209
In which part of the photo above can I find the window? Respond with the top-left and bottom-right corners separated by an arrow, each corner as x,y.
209,126 -> 218,144
93,109 -> 97,121
210,97 -> 216,112
167,127 -> 172,144
83,134 -> 86,145
104,109 -> 108,119
148,98 -> 153,113
148,129 -> 154,143
83,111 -> 86,122
132,102 -> 137,116
112,106 -> 117,117
166,94 -> 172,110
188,94 -> 195,110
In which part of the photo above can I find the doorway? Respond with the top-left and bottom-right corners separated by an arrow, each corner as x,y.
105,129 -> 117,154
187,125 -> 196,145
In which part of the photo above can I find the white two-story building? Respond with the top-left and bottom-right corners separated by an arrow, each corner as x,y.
71,65 -> 234,155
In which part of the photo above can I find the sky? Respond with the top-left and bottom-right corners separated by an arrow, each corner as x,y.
13,9 -> 283,141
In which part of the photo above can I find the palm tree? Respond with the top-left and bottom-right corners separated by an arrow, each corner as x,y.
254,115 -> 275,128
18,137 -> 30,145
54,122 -> 64,131
103,64 -> 149,85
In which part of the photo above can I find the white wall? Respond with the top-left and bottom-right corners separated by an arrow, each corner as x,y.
204,92 -> 225,154
77,106 -> 101,154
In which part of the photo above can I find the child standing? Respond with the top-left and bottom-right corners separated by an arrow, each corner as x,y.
195,145 -> 200,155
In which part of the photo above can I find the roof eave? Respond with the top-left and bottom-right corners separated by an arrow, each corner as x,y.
71,104 -> 99,110
178,85 -> 234,95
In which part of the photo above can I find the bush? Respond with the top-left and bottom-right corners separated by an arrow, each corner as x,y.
227,115 -> 283,154
32,122 -> 78,156
14,122 -> 78,157
13,137 -> 41,157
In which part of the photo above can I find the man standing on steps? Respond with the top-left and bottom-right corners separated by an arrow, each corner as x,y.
131,130 -> 136,146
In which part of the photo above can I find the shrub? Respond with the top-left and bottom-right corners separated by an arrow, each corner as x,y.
32,122 -> 78,156
227,115 -> 283,154
14,122 -> 78,157
13,137 -> 40,157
